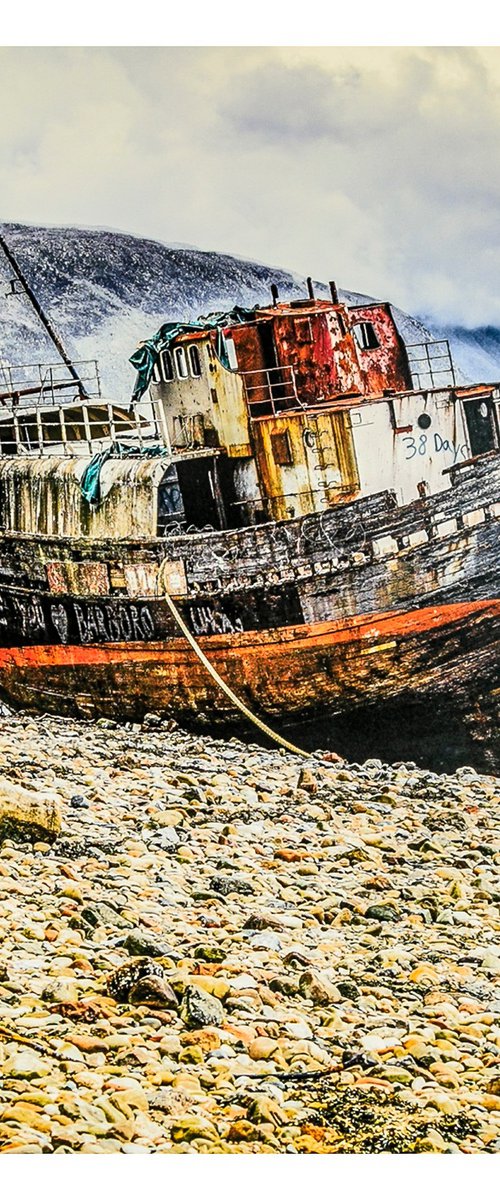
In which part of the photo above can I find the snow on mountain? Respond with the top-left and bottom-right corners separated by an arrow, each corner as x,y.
423,320 -> 500,385
0,221 -> 493,402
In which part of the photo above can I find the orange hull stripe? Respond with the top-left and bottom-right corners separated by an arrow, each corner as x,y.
0,599 -> 497,670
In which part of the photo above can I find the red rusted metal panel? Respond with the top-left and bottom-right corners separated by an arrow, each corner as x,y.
227,298 -> 411,411
349,302 -> 412,394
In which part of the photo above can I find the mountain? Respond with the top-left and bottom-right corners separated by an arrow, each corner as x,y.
0,221 -> 497,400
423,321 -> 500,385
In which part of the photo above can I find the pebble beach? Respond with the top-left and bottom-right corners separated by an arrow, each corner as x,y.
0,712 -> 499,1154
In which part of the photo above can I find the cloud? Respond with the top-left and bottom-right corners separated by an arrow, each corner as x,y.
1,46 -> 500,324
218,62 -> 359,143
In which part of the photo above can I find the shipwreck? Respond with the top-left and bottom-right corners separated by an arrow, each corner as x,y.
0,232 -> 499,766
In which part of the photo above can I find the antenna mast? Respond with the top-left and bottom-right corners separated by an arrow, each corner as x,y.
0,228 -> 89,398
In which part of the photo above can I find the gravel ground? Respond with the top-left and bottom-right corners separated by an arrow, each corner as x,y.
0,712 -> 499,1154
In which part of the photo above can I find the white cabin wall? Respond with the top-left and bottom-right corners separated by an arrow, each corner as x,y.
151,340 -> 251,457
350,390 -> 471,505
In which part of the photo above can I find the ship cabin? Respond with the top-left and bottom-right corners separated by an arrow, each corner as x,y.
143,284 -> 500,529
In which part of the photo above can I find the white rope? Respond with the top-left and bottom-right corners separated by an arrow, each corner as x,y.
158,570 -> 310,759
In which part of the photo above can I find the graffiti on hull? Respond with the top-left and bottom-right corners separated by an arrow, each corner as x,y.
0,590 -> 157,647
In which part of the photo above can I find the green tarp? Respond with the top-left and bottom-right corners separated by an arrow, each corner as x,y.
129,307 -> 258,403
80,442 -> 168,506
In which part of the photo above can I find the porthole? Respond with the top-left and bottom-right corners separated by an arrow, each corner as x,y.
417,413 -> 432,429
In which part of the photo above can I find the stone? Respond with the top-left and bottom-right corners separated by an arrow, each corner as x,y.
187,975 -> 230,1001
178,1044 -> 204,1064
122,929 -> 176,958
193,945 -> 226,963
379,1065 -> 413,1084
180,985 -> 224,1029
80,902 -> 131,929
42,978 -> 79,1005
105,959 -> 178,1008
298,970 -> 342,1005
2,1103 -> 52,1133
337,980 -> 360,1000
364,904 -> 400,922
285,1020 -> 313,1039
4,1050 -> 51,1079
180,1029 -> 221,1052
248,931 -> 282,951
70,795 -> 89,809
248,1037 -> 278,1061
0,778 -> 62,843
268,975 -> 300,997
171,1115 -> 217,1142
227,1120 -> 260,1142
210,874 -> 254,896
297,769 -> 318,794
246,1096 -> 288,1126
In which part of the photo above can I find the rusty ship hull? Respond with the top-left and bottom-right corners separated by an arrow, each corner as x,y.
0,601 -> 498,729
0,452 -> 498,763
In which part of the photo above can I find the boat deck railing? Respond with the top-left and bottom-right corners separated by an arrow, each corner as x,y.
0,359 -> 101,406
0,397 -> 161,458
0,359 -> 171,457
405,340 -> 456,390
240,365 -> 306,417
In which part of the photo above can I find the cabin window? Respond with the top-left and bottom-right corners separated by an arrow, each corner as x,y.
353,322 -> 379,351
294,318 -> 313,343
18,417 -> 39,450
63,407 -> 86,441
225,336 -> 238,370
174,347 -> 188,379
161,349 -> 174,382
42,413 -> 64,444
271,430 -> 294,466
189,345 -> 202,377
152,362 -> 161,384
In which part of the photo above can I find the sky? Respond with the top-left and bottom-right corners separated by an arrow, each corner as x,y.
1,45 -> 500,326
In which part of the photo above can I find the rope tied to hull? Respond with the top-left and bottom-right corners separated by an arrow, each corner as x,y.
157,564 -> 311,759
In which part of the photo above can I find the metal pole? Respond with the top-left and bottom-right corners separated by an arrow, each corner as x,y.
0,228 -> 89,398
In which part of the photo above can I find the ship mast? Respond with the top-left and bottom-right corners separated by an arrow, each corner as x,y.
0,228 -> 89,398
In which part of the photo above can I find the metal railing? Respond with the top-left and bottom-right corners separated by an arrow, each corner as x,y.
0,359 -> 168,457
240,365 -> 303,417
0,398 -> 160,457
0,359 -> 101,406
405,340 -> 456,390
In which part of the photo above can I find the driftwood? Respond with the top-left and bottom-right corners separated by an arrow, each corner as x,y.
0,777 -> 62,843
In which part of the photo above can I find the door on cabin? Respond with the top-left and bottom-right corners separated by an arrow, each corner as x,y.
463,396 -> 498,457
175,457 -> 227,530
258,321 -> 293,411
